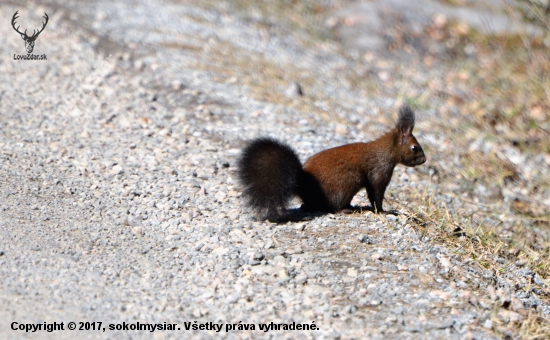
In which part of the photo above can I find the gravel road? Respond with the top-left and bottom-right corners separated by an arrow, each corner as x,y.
1,0 -> 547,339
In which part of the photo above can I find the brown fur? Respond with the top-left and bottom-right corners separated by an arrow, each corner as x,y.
301,127 -> 425,213
237,106 -> 426,219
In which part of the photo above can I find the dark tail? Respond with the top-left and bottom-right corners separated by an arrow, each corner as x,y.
237,138 -> 303,220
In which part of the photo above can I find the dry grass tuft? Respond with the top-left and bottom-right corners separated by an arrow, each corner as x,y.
393,181 -> 550,336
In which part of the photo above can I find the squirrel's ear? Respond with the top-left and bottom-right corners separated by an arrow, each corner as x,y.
397,105 -> 415,144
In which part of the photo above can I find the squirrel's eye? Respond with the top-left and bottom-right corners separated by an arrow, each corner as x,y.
411,145 -> 418,152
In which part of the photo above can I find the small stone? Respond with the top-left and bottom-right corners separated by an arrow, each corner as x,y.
171,80 -> 182,90
439,256 -> 451,268
358,234 -> 371,243
461,290 -> 472,299
295,274 -> 308,284
510,297 -> 524,311
335,125 -> 347,135
286,247 -> 303,255
479,300 -> 492,310
273,255 -> 287,267
285,82 -> 303,97
264,239 -> 274,249
385,214 -> 398,222
533,273 -> 545,286
294,223 -> 306,231
430,290 -> 451,300
405,325 -> 421,333
344,305 -> 357,314
483,270 -> 494,279
482,319 -> 493,329
515,259 -> 528,266
347,268 -> 358,277
212,247 -> 229,256
110,165 -> 124,175
226,293 -> 240,304
497,310 -> 523,323
435,318 -> 454,329
467,293 -> 478,306
253,252 -> 265,261
134,60 -> 144,70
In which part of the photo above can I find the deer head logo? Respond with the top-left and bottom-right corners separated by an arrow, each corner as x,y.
11,11 -> 49,54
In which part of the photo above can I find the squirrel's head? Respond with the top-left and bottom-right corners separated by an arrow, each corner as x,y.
394,106 -> 426,167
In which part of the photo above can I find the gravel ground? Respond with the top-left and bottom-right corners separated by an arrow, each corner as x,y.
1,0 -> 548,339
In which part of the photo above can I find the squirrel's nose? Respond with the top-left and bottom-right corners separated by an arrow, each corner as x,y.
419,156 -> 426,164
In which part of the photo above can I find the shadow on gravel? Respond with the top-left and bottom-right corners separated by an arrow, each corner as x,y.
272,205 -> 403,223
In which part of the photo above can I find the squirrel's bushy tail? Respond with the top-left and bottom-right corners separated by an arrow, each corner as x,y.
237,138 -> 303,220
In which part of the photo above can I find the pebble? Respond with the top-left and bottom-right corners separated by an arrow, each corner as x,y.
435,318 -> 455,329
482,319 -> 493,329
285,82 -> 304,97
386,214 -> 398,222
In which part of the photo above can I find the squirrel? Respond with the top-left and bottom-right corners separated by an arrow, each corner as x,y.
237,105 -> 426,221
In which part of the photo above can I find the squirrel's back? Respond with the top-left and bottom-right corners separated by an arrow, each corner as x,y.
300,143 -> 367,212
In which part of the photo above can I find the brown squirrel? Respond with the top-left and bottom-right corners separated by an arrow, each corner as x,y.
237,106 -> 426,220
